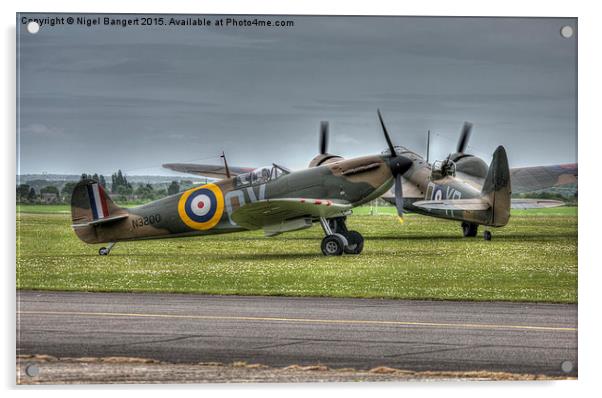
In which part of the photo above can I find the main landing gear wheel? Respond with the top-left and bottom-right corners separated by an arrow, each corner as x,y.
461,222 -> 478,237
321,234 -> 346,256
483,231 -> 492,241
343,230 -> 364,255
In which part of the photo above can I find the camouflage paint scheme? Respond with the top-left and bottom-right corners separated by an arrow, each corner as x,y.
71,155 -> 393,244
381,146 -> 576,227
71,112 -> 576,247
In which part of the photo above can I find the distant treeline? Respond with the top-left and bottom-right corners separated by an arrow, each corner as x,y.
17,169 -> 206,204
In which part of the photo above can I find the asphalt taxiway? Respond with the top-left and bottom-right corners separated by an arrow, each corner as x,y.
17,290 -> 577,376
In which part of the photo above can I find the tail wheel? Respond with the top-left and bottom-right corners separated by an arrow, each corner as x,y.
343,230 -> 364,255
321,234 -> 345,256
98,247 -> 109,256
484,231 -> 492,241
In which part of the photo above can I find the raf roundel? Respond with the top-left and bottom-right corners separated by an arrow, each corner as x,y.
178,183 -> 224,230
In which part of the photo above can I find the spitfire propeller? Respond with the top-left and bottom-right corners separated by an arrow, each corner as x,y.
376,109 -> 413,221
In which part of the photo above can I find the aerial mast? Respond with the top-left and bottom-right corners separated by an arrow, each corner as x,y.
220,151 -> 231,178
426,130 -> 431,163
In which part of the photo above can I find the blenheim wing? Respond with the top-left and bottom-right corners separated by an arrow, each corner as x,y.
413,198 -> 564,211
162,163 -> 255,178
413,198 -> 491,211
231,198 -> 352,236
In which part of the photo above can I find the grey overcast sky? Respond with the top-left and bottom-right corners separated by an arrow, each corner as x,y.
17,14 -> 577,176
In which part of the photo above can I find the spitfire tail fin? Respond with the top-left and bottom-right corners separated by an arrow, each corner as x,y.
481,145 -> 511,227
70,179 -> 129,243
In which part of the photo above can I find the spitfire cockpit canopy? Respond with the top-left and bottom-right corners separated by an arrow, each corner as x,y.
234,164 -> 290,187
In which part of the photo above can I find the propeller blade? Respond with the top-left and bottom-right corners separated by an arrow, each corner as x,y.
456,121 -> 473,153
394,173 -> 404,223
377,109 -> 397,157
319,121 -> 329,154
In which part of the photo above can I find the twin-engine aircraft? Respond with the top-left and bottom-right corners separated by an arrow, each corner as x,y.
376,122 -> 577,239
72,111 -> 415,256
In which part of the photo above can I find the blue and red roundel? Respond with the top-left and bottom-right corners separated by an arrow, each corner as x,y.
177,183 -> 224,230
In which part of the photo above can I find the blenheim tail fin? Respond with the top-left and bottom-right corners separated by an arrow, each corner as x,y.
481,145 -> 511,227
70,179 -> 129,243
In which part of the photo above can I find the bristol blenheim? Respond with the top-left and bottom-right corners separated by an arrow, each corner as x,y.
377,121 -> 577,240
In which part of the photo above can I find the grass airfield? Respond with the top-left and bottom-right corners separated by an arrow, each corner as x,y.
16,205 -> 577,303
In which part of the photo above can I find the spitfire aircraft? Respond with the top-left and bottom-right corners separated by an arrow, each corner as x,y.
72,113 -> 417,256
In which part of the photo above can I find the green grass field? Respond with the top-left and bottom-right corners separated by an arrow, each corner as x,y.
16,205 -> 577,303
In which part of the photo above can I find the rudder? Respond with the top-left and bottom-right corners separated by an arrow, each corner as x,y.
481,146 -> 511,227
71,179 -> 128,243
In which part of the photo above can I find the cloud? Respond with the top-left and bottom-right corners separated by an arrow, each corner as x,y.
20,123 -> 66,138
16,14 -> 577,174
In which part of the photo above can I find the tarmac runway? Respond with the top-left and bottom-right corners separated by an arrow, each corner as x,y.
17,290 -> 577,376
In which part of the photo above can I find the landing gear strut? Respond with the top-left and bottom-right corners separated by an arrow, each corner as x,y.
461,222 -> 478,238
319,216 -> 364,256
98,242 -> 116,256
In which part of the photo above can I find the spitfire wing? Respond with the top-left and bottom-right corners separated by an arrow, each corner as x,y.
162,163 -> 255,178
231,199 -> 352,230
510,163 -> 577,194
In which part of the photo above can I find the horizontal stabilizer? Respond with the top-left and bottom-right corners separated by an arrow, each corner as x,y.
231,198 -> 352,230
510,199 -> 565,209
413,198 -> 490,211
72,214 -> 129,228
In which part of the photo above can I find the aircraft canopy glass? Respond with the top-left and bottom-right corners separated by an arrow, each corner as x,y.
234,164 -> 290,187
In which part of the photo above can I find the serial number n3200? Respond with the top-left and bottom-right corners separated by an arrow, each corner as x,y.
131,214 -> 161,229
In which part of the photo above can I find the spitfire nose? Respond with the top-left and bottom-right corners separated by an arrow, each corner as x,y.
388,156 -> 413,176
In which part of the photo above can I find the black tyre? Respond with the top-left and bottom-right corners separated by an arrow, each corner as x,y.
98,247 -> 108,256
321,235 -> 345,256
462,222 -> 478,237
484,231 -> 492,241
343,230 -> 364,255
